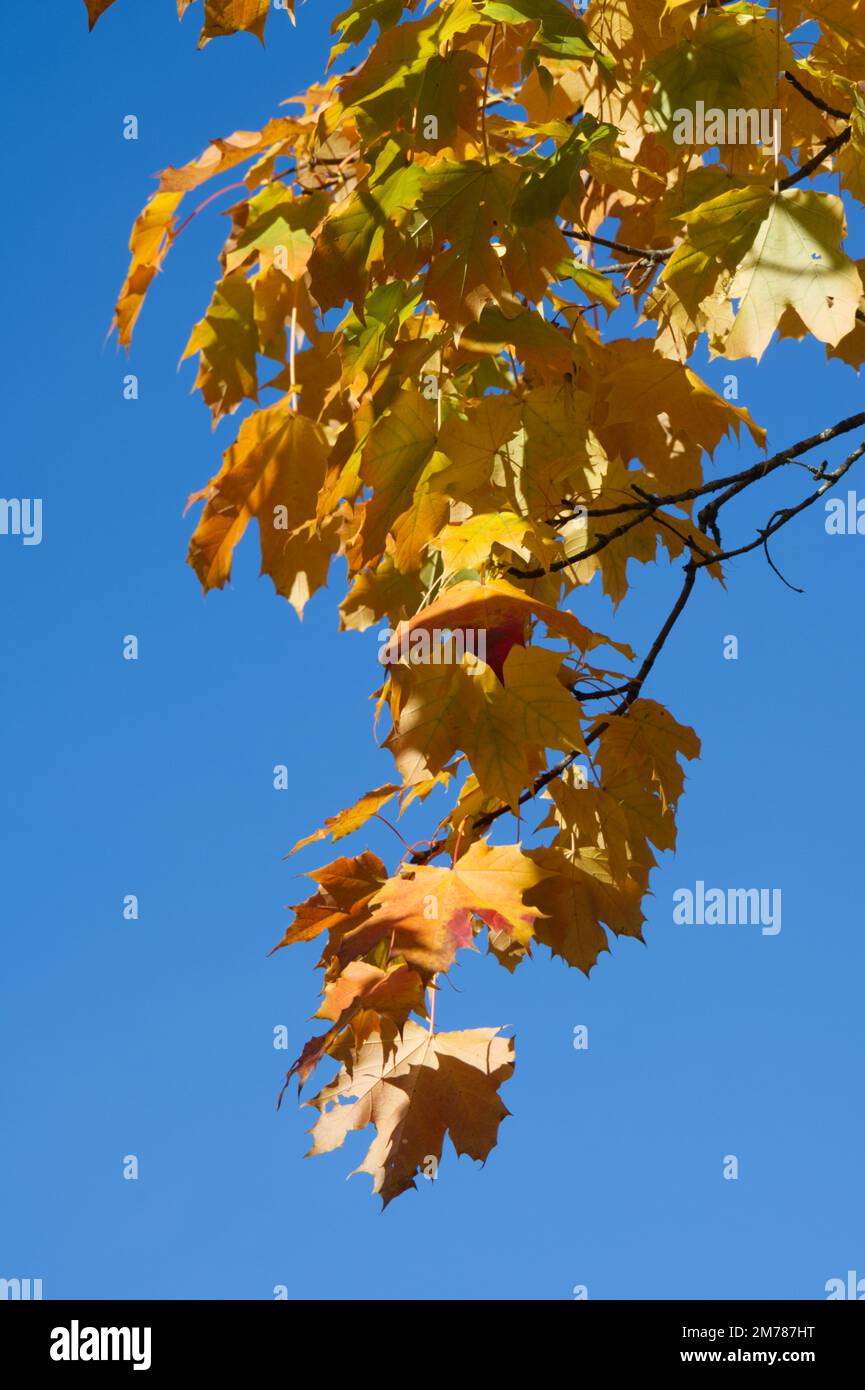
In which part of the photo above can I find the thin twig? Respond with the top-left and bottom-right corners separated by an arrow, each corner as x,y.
783,70 -> 850,121
696,439 -> 865,571
481,24 -> 499,167
173,180 -> 248,239
373,813 -> 412,852
561,227 -> 674,262
779,126 -> 851,191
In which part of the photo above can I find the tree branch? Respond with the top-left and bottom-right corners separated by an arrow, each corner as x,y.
410,417 -> 865,864
410,560 -> 700,860
508,501 -> 659,578
510,409 -> 865,580
561,227 -> 674,263
783,70 -> 850,122
695,438 -> 865,571
778,126 -> 851,191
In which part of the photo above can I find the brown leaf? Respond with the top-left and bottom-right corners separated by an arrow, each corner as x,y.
307,1021 -> 514,1206
270,851 -> 387,955
84,0 -> 118,29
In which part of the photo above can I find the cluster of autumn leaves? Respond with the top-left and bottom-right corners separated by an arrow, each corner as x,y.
91,0 -> 865,1201
85,0 -> 291,43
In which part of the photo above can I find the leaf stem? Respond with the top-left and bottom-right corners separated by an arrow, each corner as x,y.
481,24 -> 499,167
289,306 -> 298,411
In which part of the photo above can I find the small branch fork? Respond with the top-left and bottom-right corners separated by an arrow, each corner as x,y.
508,409 -> 865,579
410,414 -> 865,865
561,228 -> 675,264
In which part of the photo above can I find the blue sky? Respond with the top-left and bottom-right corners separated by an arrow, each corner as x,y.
0,3 -> 862,1300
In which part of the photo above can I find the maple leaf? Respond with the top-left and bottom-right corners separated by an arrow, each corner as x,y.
430,393 -> 523,498
331,2 -> 412,63
114,118 -> 305,347
416,49 -> 483,152
311,142 -> 423,311
597,699 -> 701,812
315,960 -> 424,1027
159,118 -> 302,196
270,851 -> 388,955
600,338 -> 766,460
339,563 -> 423,635
527,844 -> 646,975
417,160 -> 521,333
198,0 -> 272,46
333,839 -> 547,974
383,640 -> 589,805
280,961 -> 426,1095
459,305 -> 582,379
646,11 -> 789,150
336,865 -> 476,974
462,646 -> 588,808
306,1020 -> 514,1206
434,510 -> 535,577
287,784 -> 401,856
186,405 -> 335,615
666,188 -> 862,361
114,191 -> 183,347
86,0 -> 287,41
480,0 -> 602,64
223,184 -> 326,279
381,577 -> 634,665
356,386 -> 439,565
338,0 -> 488,133
183,272 -> 259,421
444,837 -> 550,944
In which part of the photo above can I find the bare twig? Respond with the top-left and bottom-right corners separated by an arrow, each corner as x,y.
696,438 -> 865,571
561,227 -> 674,262
511,409 -> 865,580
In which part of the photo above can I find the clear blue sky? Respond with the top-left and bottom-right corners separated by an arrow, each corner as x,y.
1,3 -> 862,1300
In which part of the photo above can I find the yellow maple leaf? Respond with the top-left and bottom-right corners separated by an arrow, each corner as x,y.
187,405 -> 335,615
669,187 -> 862,362
287,785 -> 402,856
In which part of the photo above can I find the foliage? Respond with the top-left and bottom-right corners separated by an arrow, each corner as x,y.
85,1 -> 290,43
89,0 -> 865,1204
